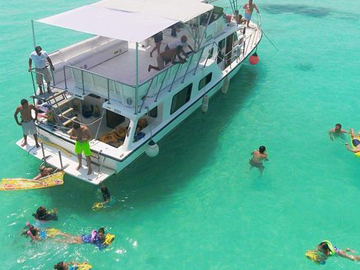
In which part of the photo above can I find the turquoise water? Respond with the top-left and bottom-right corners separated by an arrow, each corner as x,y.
1,0 -> 360,269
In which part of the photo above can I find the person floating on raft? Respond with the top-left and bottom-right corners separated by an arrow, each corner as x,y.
55,227 -> 114,250
23,224 -> 115,250
345,128 -> 360,154
54,261 -> 91,270
22,222 -> 68,241
306,240 -> 360,264
33,165 -> 55,180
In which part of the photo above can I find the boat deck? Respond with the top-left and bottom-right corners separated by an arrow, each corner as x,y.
16,137 -> 115,185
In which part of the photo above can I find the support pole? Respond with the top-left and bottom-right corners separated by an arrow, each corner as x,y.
58,151 -> 63,170
41,143 -> 47,166
135,42 -> 139,115
31,20 -> 36,48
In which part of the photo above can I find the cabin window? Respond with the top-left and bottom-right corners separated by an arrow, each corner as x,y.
149,106 -> 158,118
198,73 -> 212,90
106,110 -> 125,128
170,84 -> 192,114
217,39 -> 226,64
207,48 -> 214,59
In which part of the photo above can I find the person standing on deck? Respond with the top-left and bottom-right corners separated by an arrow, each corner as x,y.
14,99 -> 40,148
28,46 -> 55,94
243,0 -> 260,28
69,122 -> 92,175
150,31 -> 163,58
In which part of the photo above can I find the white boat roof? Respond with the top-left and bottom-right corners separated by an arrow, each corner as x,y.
37,0 -> 213,42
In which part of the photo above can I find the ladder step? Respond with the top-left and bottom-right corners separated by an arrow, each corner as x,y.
63,116 -> 77,127
45,90 -> 66,102
58,107 -> 74,117
52,99 -> 71,109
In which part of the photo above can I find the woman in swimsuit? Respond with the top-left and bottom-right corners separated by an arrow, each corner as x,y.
345,128 -> 360,153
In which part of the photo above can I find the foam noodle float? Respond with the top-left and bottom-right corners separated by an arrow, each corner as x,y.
350,137 -> 360,157
74,263 -> 92,270
305,250 -> 326,265
0,171 -> 64,191
92,202 -> 105,211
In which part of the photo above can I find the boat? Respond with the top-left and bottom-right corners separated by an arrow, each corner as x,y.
17,0 -> 263,184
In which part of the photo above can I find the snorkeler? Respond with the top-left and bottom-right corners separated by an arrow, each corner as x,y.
33,206 -> 58,222
54,261 -> 91,270
33,165 -> 54,180
249,146 -> 268,175
22,223 -> 68,241
329,123 -> 347,141
307,240 -> 360,263
345,128 -> 360,153
54,227 -> 115,250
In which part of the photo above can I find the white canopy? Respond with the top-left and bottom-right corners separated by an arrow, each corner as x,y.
37,0 -> 213,42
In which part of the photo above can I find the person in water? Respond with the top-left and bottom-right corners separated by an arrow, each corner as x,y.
329,123 -> 347,141
249,145 -> 268,175
33,165 -> 54,180
243,0 -> 260,27
22,224 -> 67,241
345,128 -> 360,153
310,240 -> 360,263
33,206 -> 58,221
54,227 -> 114,249
101,186 -> 111,203
54,261 -> 91,270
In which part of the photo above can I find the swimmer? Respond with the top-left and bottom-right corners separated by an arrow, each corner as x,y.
54,227 -> 114,249
32,206 -> 58,221
329,123 -> 347,141
54,261 -> 91,270
33,166 -> 54,180
345,128 -> 360,153
311,240 -> 360,262
101,186 -> 111,203
22,224 -> 69,241
249,146 -> 268,175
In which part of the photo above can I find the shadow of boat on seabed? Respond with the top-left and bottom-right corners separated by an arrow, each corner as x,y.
261,4 -> 359,21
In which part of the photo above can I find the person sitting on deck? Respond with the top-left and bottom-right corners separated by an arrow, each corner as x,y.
148,46 -> 186,72
165,35 -> 194,58
33,165 -> 54,180
329,123 -> 347,141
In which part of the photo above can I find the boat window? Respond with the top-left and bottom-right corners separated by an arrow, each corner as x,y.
170,84 -> 192,115
217,39 -> 226,64
198,73 -> 212,90
149,106 -> 158,118
207,48 -> 214,59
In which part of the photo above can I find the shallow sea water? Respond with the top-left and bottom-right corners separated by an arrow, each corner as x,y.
1,0 -> 360,269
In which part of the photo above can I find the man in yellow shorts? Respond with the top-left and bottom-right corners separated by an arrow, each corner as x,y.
70,122 -> 92,175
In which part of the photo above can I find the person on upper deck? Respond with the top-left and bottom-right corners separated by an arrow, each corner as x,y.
165,35 -> 194,58
243,0 -> 260,28
148,46 -> 186,72
150,31 -> 163,58
69,122 -> 92,175
28,46 -> 55,94
14,99 -> 40,148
